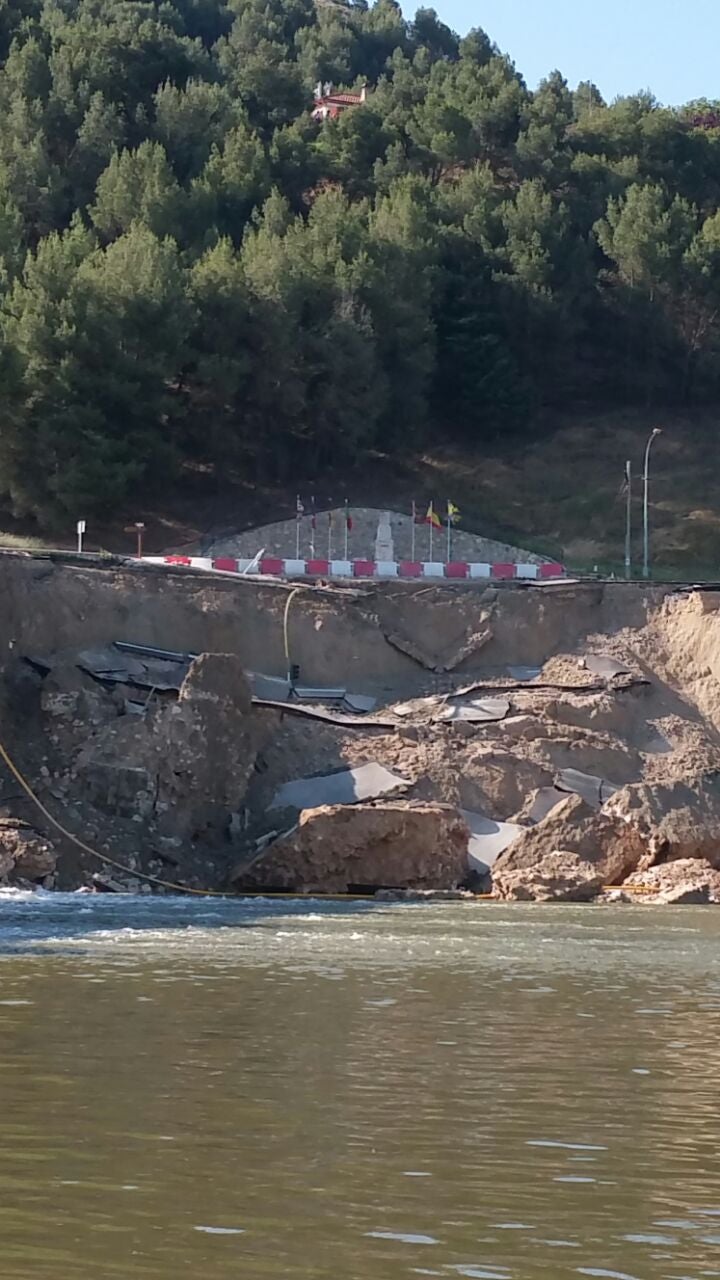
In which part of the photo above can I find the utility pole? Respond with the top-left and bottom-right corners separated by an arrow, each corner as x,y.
642,428 -> 662,580
624,460 -> 632,579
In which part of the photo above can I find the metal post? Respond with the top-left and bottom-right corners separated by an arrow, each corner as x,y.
344,501 -> 349,560
135,522 -> 145,559
411,501 -> 416,562
624,462 -> 631,580
428,505 -> 433,561
446,502 -> 451,563
642,428 -> 662,580
76,519 -> 85,554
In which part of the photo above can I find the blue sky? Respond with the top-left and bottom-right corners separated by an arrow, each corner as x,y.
432,0 -> 720,106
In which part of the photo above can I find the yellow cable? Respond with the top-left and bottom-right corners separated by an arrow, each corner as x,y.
0,733 -> 661,902
0,735 -> 375,899
283,586 -> 301,679
0,738 -> 228,895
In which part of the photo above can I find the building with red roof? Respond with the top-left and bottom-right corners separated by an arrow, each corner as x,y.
311,82 -> 368,122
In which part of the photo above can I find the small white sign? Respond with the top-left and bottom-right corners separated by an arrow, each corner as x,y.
76,520 -> 86,534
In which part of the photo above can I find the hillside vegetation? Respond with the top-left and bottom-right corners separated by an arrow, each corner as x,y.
0,0 -> 720,546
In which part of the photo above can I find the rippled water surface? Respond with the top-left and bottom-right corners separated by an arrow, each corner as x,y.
0,893 -> 719,1279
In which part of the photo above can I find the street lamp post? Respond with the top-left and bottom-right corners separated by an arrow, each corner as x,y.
642,428 -> 662,580
624,460 -> 632,580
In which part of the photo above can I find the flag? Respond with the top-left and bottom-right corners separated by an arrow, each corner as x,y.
311,497 -> 316,530
296,495 -> 304,517
423,502 -> 442,529
345,501 -> 353,531
447,501 -> 460,525
328,510 -> 333,527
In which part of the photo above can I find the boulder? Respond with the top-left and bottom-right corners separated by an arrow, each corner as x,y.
603,772 -> 720,868
76,653 -> 257,838
233,801 -> 470,893
0,819 -> 57,884
492,793 -> 645,901
623,859 -> 720,904
493,849 -> 604,902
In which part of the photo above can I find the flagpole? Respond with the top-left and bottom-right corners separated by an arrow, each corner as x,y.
295,495 -> 301,559
429,504 -> 433,561
344,501 -> 349,560
411,501 -> 416,561
328,511 -> 332,562
310,495 -> 316,557
447,501 -> 451,563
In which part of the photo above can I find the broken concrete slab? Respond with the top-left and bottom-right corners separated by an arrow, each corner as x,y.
522,786 -> 568,824
252,699 -> 396,729
507,665 -> 543,681
343,693 -> 377,714
247,671 -> 292,700
461,810 -> 524,873
269,762 -> 411,812
438,697 -> 510,724
389,694 -> 509,724
246,671 -> 377,713
76,647 -> 191,691
582,655 -> 632,679
556,767 -> 619,808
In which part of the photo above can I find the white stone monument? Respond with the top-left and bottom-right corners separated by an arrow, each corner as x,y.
374,511 -> 394,564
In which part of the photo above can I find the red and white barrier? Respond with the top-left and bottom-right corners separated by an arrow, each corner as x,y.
144,556 -> 565,581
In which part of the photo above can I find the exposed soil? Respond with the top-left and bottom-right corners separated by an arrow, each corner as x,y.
0,551 -> 719,897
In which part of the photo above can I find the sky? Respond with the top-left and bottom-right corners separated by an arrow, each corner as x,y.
432,0 -> 720,107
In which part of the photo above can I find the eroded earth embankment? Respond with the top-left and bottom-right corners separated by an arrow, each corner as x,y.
1,552 -> 719,903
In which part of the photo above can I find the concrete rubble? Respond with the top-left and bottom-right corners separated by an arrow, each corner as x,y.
622,859 -> 720,904
269,763 -> 410,812
4,557 -> 720,903
603,772 -> 720,867
492,794 -> 646,900
74,652 -> 257,840
0,819 -> 57,888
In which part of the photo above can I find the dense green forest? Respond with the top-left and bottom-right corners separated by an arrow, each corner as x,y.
0,0 -> 719,523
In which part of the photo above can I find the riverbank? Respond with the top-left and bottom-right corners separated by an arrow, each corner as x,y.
0,551 -> 719,902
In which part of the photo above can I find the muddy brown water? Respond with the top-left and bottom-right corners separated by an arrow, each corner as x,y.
0,895 -> 719,1279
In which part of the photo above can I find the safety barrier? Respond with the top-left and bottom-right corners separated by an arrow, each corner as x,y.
145,556 -> 566,581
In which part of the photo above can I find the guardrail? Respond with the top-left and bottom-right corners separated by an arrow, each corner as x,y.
143,555 -> 566,581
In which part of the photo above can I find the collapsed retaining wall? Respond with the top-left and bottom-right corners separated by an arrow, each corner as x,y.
1,549 -> 720,899
0,552 -> 661,690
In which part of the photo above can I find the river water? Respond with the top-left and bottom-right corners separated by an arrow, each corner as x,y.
0,894 -> 719,1279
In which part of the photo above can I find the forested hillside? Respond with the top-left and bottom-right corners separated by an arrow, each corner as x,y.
0,0 -> 719,525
